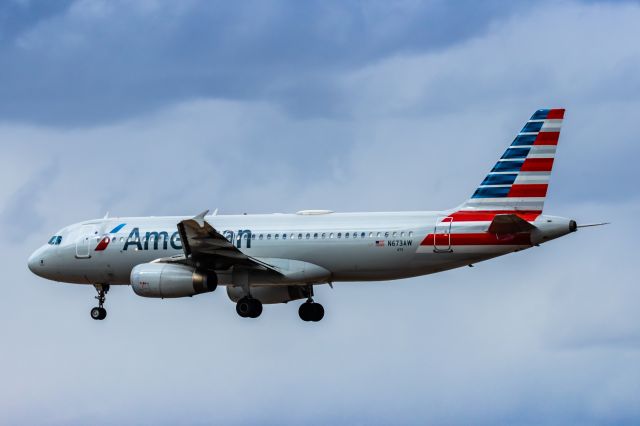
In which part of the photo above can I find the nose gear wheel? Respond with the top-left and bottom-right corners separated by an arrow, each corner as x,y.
90,284 -> 109,320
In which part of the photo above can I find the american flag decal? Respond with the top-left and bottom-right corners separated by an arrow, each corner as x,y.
375,240 -> 385,247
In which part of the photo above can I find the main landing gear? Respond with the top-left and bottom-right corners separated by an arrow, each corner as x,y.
236,297 -> 263,318
90,284 -> 109,320
298,299 -> 324,322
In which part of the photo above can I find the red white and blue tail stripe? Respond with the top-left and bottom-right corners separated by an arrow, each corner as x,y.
460,108 -> 564,214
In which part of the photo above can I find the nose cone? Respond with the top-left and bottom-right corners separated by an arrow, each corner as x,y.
27,247 -> 47,277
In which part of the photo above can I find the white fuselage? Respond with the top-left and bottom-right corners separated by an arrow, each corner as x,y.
27,210 -> 574,287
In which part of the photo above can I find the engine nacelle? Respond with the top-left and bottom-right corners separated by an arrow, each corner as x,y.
227,286 -> 306,304
130,263 -> 217,298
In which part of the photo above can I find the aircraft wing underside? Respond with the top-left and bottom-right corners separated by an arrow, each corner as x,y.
155,211 -> 281,273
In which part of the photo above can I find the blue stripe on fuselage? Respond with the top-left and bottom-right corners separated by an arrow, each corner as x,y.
109,223 -> 126,233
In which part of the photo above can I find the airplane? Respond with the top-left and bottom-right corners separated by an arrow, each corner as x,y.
27,108 -> 601,322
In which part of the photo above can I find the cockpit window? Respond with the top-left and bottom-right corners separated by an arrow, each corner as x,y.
48,236 -> 63,245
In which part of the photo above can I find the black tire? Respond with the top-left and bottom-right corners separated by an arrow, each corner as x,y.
249,299 -> 263,318
90,307 -> 102,320
236,298 -> 252,318
311,303 -> 324,322
298,302 -> 312,321
99,307 -> 107,320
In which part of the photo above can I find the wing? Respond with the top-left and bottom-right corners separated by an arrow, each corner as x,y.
157,210 -> 280,273
487,214 -> 537,234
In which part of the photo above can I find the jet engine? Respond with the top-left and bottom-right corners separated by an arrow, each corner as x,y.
130,263 -> 217,298
227,286 -> 306,304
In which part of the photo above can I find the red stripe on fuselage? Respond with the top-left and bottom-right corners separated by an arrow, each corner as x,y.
421,232 -> 532,246
448,210 -> 542,222
95,237 -> 110,251
508,184 -> 548,197
521,158 -> 554,172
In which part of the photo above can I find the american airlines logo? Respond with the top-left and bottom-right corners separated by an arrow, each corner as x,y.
95,223 -> 126,251
97,226 -> 254,252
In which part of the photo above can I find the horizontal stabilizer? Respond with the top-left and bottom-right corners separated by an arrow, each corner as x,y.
488,214 -> 537,234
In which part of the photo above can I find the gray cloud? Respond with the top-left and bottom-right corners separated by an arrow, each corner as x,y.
0,0 -> 537,126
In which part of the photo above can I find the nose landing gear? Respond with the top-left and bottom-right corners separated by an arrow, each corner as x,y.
91,284 -> 109,320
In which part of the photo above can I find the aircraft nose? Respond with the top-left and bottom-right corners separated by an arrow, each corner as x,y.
27,248 -> 46,276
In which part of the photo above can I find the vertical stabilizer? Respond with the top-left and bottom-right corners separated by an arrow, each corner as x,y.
460,108 -> 564,215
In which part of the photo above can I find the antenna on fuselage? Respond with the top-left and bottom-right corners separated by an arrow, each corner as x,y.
103,212 -> 109,219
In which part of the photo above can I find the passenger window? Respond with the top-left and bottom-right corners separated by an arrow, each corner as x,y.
360,232 -> 365,239
251,234 -> 255,240
345,232 -> 350,239
376,232 -> 381,237
298,233 -> 303,240
267,234 -> 271,240
306,233 -> 310,239
401,232 -> 405,237
329,233 -> 334,238
282,234 -> 287,240
409,231 -> 414,237
321,233 -> 326,239
368,232 -> 373,238
384,232 -> 389,238
314,233 -> 318,239
275,234 -> 279,240
259,234 -> 264,240
337,233 -> 342,238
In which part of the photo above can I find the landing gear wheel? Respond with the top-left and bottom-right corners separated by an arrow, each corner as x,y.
90,307 -> 106,320
299,301 -> 324,322
91,284 -> 109,320
249,299 -> 263,318
236,297 -> 262,318
299,302 -> 310,321
311,303 -> 324,322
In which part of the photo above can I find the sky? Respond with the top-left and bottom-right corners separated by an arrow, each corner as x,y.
1,0 -> 639,424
